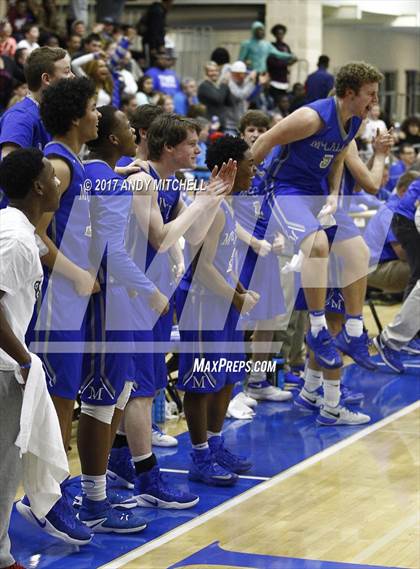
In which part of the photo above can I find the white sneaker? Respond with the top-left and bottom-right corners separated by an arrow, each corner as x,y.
152,424 -> 178,447
246,380 -> 292,402
317,405 -> 370,426
235,391 -> 258,408
226,396 -> 255,420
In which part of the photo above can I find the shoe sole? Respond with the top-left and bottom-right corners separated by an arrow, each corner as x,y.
134,494 -> 199,509
106,469 -> 135,490
317,415 -> 371,426
216,463 -> 252,474
188,472 -> 238,486
151,439 -> 179,447
16,501 -> 92,545
372,337 -> 404,373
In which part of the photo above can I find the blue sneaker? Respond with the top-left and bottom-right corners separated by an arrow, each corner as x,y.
208,435 -> 252,474
335,329 -> 377,371
189,449 -> 238,486
373,335 -> 405,373
401,337 -> 420,355
73,487 -> 137,510
107,446 -> 135,489
16,493 -> 92,545
294,389 -> 322,411
340,385 -> 364,405
133,465 -> 199,509
306,328 -> 342,369
78,497 -> 147,533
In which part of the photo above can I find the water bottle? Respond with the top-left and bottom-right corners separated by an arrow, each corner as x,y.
272,357 -> 285,389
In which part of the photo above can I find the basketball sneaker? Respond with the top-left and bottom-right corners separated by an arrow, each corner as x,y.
306,328 -> 342,369
78,497 -> 147,533
234,391 -> 258,408
133,466 -> 199,509
340,384 -> 364,405
73,488 -> 137,510
189,449 -> 238,486
16,494 -> 92,545
107,446 -> 136,489
294,388 -> 322,411
373,335 -> 405,373
317,404 -> 371,426
152,423 -> 178,447
335,329 -> 377,371
208,435 -> 252,474
401,337 -> 420,355
246,379 -> 292,402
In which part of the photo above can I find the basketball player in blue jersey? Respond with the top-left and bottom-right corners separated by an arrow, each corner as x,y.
177,136 -> 261,485
16,78 -> 99,542
107,114 -> 233,505
252,61 -> 392,424
0,47 -> 74,209
295,128 -> 394,423
235,111 -> 291,404
77,106 -> 172,531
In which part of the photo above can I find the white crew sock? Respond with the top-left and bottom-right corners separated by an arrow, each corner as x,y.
345,315 -> 363,337
248,370 -> 265,384
192,442 -> 209,451
81,474 -> 107,502
322,379 -> 341,409
309,311 -> 327,337
303,367 -> 323,393
207,430 -> 221,439
132,452 -> 152,463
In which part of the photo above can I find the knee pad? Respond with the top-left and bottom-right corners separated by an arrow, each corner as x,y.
80,401 -> 115,424
115,381 -> 134,411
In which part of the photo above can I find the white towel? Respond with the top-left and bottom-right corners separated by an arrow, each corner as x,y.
14,353 -> 69,518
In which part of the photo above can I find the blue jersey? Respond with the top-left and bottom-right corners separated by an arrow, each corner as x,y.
116,155 -> 133,169
85,159 -> 155,296
129,164 -> 179,294
364,195 -> 400,265
0,96 -> 52,209
395,179 -> 420,221
44,142 -> 91,270
272,97 -> 362,194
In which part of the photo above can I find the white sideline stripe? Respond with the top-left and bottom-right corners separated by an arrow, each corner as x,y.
352,512 -> 419,564
375,362 -> 420,369
98,401 -> 419,569
160,468 -> 270,481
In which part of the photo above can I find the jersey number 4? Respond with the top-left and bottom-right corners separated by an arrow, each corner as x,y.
319,154 -> 334,169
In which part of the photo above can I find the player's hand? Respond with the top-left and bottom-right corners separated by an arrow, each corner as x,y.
209,159 -> 238,194
148,289 -> 169,315
372,128 -> 394,156
173,262 -> 185,282
258,72 -> 269,86
198,178 -> 230,200
272,232 -> 285,255
115,159 -> 149,177
74,269 -> 100,296
324,194 -> 338,215
251,237 -> 271,257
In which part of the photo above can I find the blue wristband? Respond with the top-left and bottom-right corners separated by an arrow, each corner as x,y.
19,361 -> 32,369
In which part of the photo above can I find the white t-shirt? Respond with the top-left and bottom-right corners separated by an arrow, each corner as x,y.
0,207 -> 43,370
16,39 -> 40,54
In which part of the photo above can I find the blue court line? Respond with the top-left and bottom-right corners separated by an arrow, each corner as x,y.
169,541 -> 409,569
10,360 -> 420,568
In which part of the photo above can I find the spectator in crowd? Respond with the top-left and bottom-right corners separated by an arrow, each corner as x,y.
70,18 -> 86,37
118,51 -> 139,95
249,78 -> 275,115
0,19 -> 17,58
397,116 -> 420,148
138,0 -> 173,66
75,56 -> 115,106
187,103 -> 207,119
198,60 -> 230,130
159,93 -> 175,112
120,92 -> 138,116
289,82 -> 306,112
193,116 -> 211,181
6,81 -> 28,109
11,46 -> 28,83
135,74 -> 161,106
386,143 -> 417,192
0,55 -> 14,112
267,23 -> 293,102
224,61 -> 260,135
305,55 -> 334,103
7,0 -> 36,35
73,32 -> 102,58
145,48 -> 181,97
66,33 -> 82,56
239,21 -> 295,73
365,171 -> 419,294
361,104 -> 387,156
173,77 -> 198,115
276,92 -> 291,118
210,46 -> 231,79
16,23 -> 40,54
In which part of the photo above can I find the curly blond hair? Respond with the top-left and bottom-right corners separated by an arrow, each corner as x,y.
335,61 -> 383,97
